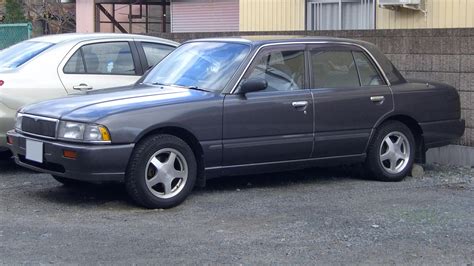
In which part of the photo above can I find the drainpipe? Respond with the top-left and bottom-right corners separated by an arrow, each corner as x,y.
304,0 -> 309,31
373,0 -> 377,29
338,0 -> 342,30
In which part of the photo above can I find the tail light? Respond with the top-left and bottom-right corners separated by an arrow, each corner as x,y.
0,80 -> 4,86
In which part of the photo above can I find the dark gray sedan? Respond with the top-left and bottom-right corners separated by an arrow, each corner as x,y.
7,37 -> 465,209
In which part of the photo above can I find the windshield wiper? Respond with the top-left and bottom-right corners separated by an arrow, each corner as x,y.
180,85 -> 211,93
148,82 -> 211,92
169,83 -> 210,92
150,82 -> 171,86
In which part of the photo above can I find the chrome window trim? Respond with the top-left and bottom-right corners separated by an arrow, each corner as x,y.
229,41 -> 391,94
18,113 -> 59,122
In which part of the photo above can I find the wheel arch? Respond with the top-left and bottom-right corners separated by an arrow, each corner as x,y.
135,125 -> 206,187
371,114 -> 425,164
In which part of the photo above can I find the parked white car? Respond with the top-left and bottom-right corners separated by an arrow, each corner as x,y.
0,33 -> 178,158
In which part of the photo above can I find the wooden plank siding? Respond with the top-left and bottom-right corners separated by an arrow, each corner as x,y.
239,0 -> 305,31
377,0 -> 474,29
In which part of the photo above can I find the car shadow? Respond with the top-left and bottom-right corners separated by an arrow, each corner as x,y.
196,165 -> 366,193
0,157 -> 38,174
35,182 -> 135,208
32,165 -> 369,208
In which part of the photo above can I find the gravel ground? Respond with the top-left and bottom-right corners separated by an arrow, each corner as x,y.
0,158 -> 473,265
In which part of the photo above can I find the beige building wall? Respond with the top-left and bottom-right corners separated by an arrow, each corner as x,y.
240,0 -> 305,31
377,0 -> 474,29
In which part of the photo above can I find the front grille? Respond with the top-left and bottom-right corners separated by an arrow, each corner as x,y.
21,116 -> 57,138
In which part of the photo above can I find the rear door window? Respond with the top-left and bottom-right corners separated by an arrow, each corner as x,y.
63,50 -> 85,73
310,50 -> 359,88
353,51 -> 384,86
63,42 -> 136,75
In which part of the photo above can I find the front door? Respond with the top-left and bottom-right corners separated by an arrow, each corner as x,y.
309,45 -> 394,158
223,45 -> 314,166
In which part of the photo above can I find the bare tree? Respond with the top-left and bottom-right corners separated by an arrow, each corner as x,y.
24,0 -> 75,34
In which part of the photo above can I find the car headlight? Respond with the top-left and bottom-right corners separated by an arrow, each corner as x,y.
58,121 -> 111,142
14,113 -> 23,131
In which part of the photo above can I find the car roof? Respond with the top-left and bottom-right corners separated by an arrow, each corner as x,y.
186,35 -> 371,48
28,33 -> 179,46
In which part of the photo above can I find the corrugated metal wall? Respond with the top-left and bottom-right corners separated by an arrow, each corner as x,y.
377,0 -> 474,29
171,0 -> 239,33
240,0 -> 305,31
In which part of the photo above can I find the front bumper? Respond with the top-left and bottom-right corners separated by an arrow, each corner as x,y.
7,130 -> 135,182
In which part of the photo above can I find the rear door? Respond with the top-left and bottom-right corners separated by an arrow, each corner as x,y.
309,44 -> 394,158
223,45 -> 314,166
58,40 -> 143,93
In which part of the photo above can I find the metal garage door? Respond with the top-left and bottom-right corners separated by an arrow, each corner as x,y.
171,0 -> 239,32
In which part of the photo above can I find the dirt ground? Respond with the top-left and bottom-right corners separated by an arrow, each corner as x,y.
1,159 -> 473,264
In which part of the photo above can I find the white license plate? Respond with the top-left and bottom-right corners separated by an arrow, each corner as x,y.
26,139 -> 43,163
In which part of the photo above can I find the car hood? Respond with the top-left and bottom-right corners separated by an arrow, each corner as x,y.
20,84 -> 215,122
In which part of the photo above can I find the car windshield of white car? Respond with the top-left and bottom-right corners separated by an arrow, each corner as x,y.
0,41 -> 54,69
143,42 -> 251,93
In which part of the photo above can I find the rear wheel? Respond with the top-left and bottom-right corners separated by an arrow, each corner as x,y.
365,121 -> 415,181
125,134 -> 197,209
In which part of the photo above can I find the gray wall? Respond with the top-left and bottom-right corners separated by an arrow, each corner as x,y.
151,28 -> 474,147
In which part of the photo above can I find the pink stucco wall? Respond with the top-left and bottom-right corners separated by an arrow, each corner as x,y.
76,0 -> 95,33
75,1 -> 141,33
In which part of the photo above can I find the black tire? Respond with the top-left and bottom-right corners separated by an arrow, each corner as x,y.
0,150 -> 12,160
125,134 -> 197,209
365,121 -> 415,182
52,175 -> 86,186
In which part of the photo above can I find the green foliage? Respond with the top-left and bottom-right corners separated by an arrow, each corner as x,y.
4,0 -> 27,23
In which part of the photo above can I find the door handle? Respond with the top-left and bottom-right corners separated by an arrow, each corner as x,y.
292,101 -> 308,108
73,83 -> 93,92
370,96 -> 385,103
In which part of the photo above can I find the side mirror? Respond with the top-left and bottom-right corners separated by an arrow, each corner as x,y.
238,78 -> 268,94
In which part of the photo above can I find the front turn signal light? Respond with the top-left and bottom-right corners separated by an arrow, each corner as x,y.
99,126 -> 111,141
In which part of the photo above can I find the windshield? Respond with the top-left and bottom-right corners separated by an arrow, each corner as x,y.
0,41 -> 54,69
143,42 -> 251,92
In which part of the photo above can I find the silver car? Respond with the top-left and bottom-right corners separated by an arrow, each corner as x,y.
0,33 -> 178,158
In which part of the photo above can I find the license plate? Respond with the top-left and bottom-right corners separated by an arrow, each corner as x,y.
26,139 -> 43,163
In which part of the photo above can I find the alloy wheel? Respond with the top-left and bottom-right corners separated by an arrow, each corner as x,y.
144,148 -> 188,199
379,131 -> 411,174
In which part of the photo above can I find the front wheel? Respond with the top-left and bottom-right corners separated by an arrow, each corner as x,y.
125,134 -> 197,209
365,121 -> 415,182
